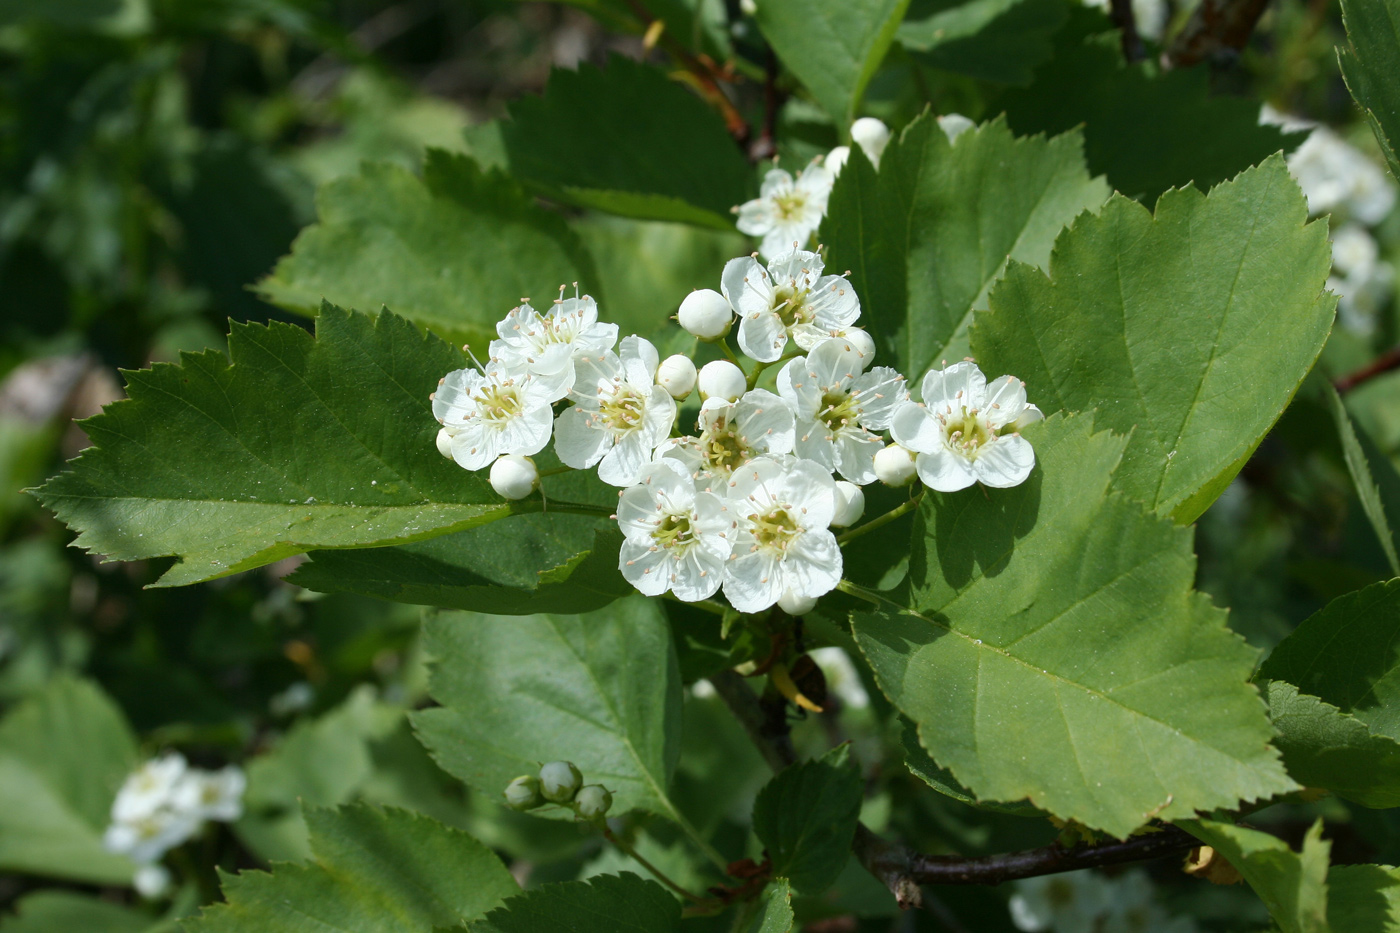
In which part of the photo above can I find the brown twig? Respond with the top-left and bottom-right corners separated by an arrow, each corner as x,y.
1335,347 -> 1400,394
1108,0 -> 1146,62
1165,0 -> 1272,68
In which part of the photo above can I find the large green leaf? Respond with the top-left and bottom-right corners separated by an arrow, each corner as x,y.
755,0 -> 912,125
751,745 -> 863,895
1329,386 -> 1400,576
1329,864 -> 1400,932
974,156 -> 1334,522
852,416 -> 1295,838
1339,0 -> 1400,178
1264,681 -> 1400,808
187,804 -> 518,933
33,307 -> 583,588
1181,819 -> 1330,933
495,56 -> 753,228
901,720 -> 1041,816
0,892 -> 155,933
0,677 -> 139,885
899,0 -> 1069,84
467,873 -> 680,933
821,114 -> 1107,375
258,151 -> 599,347
413,598 -> 686,822
1259,580 -> 1400,738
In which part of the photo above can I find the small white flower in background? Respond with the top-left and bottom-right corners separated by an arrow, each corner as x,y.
697,359 -> 747,402
722,249 -> 861,362
105,756 -> 247,870
1269,114 -> 1397,224
133,864 -> 172,899
1009,870 -> 1111,933
489,454 -> 539,500
432,362 -> 556,471
554,335 -> 677,486
616,459 -> 732,602
850,117 -> 891,166
722,456 -> 842,613
172,765 -> 246,822
808,646 -> 870,709
1100,871 -> 1199,933
1329,223 -> 1396,335
678,288 -> 734,340
890,361 -> 1041,491
778,336 -> 908,485
104,807 -> 201,865
937,113 -> 975,142
658,388 -> 795,480
490,295 -> 619,401
111,753 -> 188,824
734,163 -> 834,260
269,681 -> 314,717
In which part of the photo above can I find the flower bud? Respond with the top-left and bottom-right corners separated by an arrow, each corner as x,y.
678,289 -> 734,340
697,360 -> 746,402
435,426 -> 455,460
503,774 -> 544,811
539,760 -> 583,803
133,864 -> 172,899
938,113 -> 975,142
831,481 -> 865,528
777,590 -> 819,615
874,444 -> 918,487
825,145 -> 851,177
490,455 -> 538,500
657,354 -> 698,399
575,784 -> 613,820
851,117 -> 891,167
836,327 -> 875,362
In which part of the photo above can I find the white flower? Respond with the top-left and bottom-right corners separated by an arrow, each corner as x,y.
1284,124 -> 1396,224
1328,223 -> 1395,334
489,454 -> 539,499
890,361 -> 1041,491
850,117 -> 891,166
778,337 -> 907,484
698,359 -> 747,402
133,863 -> 172,898
657,354 -> 697,399
432,362 -> 555,471
809,646 -> 870,709
722,457 -> 842,613
171,766 -> 245,822
721,249 -> 862,362
734,164 -> 834,260
616,459 -> 732,602
1100,871 -> 1199,933
111,753 -> 188,824
657,389 -> 795,480
489,296 -> 619,401
1008,871 -> 1111,933
554,335 -> 677,486
678,289 -> 734,339
104,808 -> 201,865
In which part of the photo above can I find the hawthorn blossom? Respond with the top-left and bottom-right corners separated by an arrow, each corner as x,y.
616,459 -> 732,601
890,361 -> 1041,491
658,389 -> 795,480
734,164 -> 834,260
105,757 -> 247,871
104,809 -> 202,866
432,362 -> 555,471
778,336 -> 907,484
1009,871 -> 1111,933
111,753 -> 188,824
722,457 -> 842,613
171,766 -> 246,823
490,295 -> 618,401
555,336 -> 677,486
721,249 -> 861,362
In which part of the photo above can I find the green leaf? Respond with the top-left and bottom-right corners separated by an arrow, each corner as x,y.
495,56 -> 753,228
467,873 -> 680,933
1264,680 -> 1400,808
1339,0 -> 1400,178
0,0 -> 133,28
750,879 -> 795,933
1329,864 -> 1400,932
821,113 -> 1107,375
258,151 -> 599,347
0,677 -> 139,885
852,415 -> 1296,838
1259,580 -> 1400,739
1180,819 -> 1330,933
187,804 -> 519,933
0,892 -> 154,933
974,156 -> 1334,522
34,306 -> 556,588
752,745 -> 863,895
899,0 -> 1069,84
755,0 -> 912,125
413,598 -> 686,822
1003,13 -> 1304,202
1329,385 -> 1400,576
900,720 -> 1041,816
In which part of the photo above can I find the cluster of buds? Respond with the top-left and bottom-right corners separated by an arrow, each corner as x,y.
503,760 -> 614,821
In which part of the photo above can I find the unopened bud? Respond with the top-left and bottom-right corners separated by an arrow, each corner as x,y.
678,289 -> 734,340
825,145 -> 851,177
539,761 -> 583,803
575,784 -> 613,820
435,427 -> 455,460
937,113 -> 975,142
831,481 -> 865,528
777,591 -> 819,615
698,360 -> 746,402
490,455 -> 538,500
851,117 -> 891,167
504,774 -> 545,811
133,864 -> 172,899
657,354 -> 698,399
874,444 -> 918,487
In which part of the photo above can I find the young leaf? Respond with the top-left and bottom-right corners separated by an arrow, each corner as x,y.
750,879 -> 795,933
34,307 -> 571,587
1338,0 -> 1400,178
821,114 -> 1107,374
467,873 -> 680,933
852,415 -> 1296,839
413,598 -> 686,822
898,0 -> 1069,85
494,56 -> 753,229
751,745 -> 863,895
1264,681 -> 1400,808
258,151 -> 599,347
0,892 -> 154,933
1179,819 -> 1330,933
974,156 -> 1334,523
0,677 -> 139,885
187,804 -> 519,933
1258,580 -> 1400,739
1328,385 -> 1400,576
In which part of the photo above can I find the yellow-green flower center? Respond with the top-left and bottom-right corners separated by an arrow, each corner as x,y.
774,191 -> 807,222
752,505 -> 800,551
944,407 -> 990,452
771,283 -> 813,329
700,416 -> 752,473
817,389 -> 861,434
653,512 -> 694,549
599,386 -> 645,433
478,384 -> 523,426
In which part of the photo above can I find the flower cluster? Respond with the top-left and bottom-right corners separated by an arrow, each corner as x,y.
431,241 -> 1040,615
103,753 -> 245,897
504,760 -> 613,821
1009,869 -> 1198,933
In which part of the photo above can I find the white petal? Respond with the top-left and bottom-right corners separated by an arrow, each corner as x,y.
621,539 -> 670,596
807,337 -> 863,387
642,387 -> 678,445
889,402 -> 944,453
736,389 -> 796,453
723,549 -> 784,613
759,168 -> 795,199
598,432 -> 650,486
920,360 -> 986,408
794,419 -> 837,472
915,447 -> 978,492
721,256 -> 771,316
617,486 -> 661,543
777,356 -> 821,418
554,407 -> 611,469
833,430 -> 883,486
982,373 -> 1029,428
781,459 -> 837,529
738,309 -> 789,362
503,403 -> 554,456
450,424 -> 499,471
781,530 -> 842,599
972,435 -> 1036,488
670,547 -> 725,602
766,249 -> 824,281
850,366 -> 909,429
807,274 -> 862,332
621,334 -> 660,385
